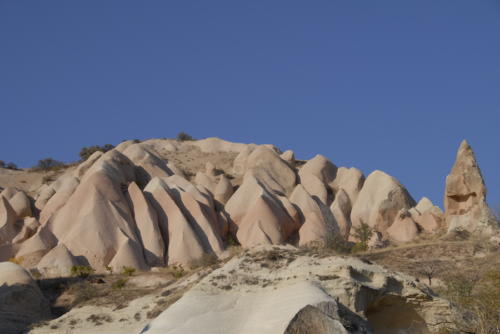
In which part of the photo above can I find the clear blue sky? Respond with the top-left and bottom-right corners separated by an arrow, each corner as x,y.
1,1 -> 499,209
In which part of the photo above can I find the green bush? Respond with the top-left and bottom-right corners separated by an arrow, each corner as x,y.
34,157 -> 65,171
121,266 -> 136,276
176,132 -> 194,141
350,222 -> 373,250
170,264 -> 185,278
112,278 -> 128,290
189,253 -> 218,269
70,266 -> 95,279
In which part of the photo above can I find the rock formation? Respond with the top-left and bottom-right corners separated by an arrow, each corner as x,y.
444,140 -> 495,234
141,246 -> 457,334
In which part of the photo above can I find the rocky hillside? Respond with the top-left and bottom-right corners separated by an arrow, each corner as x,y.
0,137 -> 498,334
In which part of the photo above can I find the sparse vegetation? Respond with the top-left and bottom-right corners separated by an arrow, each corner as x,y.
350,222 -> 373,252
176,132 -> 194,141
0,160 -> 18,170
79,144 -> 114,161
121,266 -> 136,276
34,157 -> 66,171
70,265 -> 95,279
169,264 -> 185,278
112,278 -> 128,290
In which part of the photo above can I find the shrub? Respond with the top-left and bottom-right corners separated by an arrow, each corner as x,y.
170,264 -> 185,278
324,234 -> 352,254
0,160 -> 4,168
351,242 -> 368,253
4,162 -> 18,170
350,222 -> 373,250
176,132 -> 194,141
112,278 -> 128,290
105,266 -> 113,275
71,265 -> 95,279
79,144 -> 114,161
35,157 -> 65,171
121,266 -> 136,276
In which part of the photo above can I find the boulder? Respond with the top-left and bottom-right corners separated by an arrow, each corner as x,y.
330,167 -> 365,204
0,262 -> 50,333
415,197 -> 434,214
298,155 -> 337,186
37,243 -> 81,277
0,195 -> 19,245
280,150 -> 295,163
0,187 -> 18,200
330,189 -> 352,240
15,226 -> 58,267
416,207 -> 445,233
387,209 -> 419,243
39,176 -> 79,224
12,217 -> 39,244
444,140 -> 495,234
290,184 -> 339,246
9,190 -> 32,219
127,182 -> 165,267
350,170 -> 416,234
300,173 -> 329,204
214,175 -> 233,204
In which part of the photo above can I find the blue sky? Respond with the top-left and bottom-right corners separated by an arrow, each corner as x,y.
1,1 -> 499,209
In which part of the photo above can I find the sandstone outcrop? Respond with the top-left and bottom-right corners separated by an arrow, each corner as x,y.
444,140 -> 495,234
9,191 -> 32,219
36,243 -> 81,277
351,170 -> 416,234
386,209 -> 419,243
331,167 -> 365,204
141,246 -> 457,334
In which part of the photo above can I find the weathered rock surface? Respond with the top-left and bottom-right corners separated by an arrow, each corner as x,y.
386,209 -> 419,243
351,170 -> 416,234
445,140 -> 495,234
141,246 -> 457,334
0,262 -> 50,334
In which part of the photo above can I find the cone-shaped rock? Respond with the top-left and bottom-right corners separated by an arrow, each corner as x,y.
9,191 -> 32,219
34,186 -> 56,211
37,243 -> 81,277
127,181 -> 165,266
330,189 -> 352,240
45,151 -> 140,270
280,150 -> 295,163
39,176 -> 79,224
290,185 -> 339,246
0,195 -> 19,245
108,238 -> 149,271
236,194 -> 296,247
194,171 -> 216,194
300,173 -> 328,204
144,178 -> 206,265
444,140 -> 494,234
350,170 -> 416,234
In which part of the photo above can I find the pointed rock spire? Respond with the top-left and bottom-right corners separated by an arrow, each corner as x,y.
445,140 -> 494,233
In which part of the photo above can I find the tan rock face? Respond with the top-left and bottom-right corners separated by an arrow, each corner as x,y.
127,182 -> 165,267
298,154 -> 337,187
330,189 -> 352,240
386,209 -> 419,243
37,243 -> 80,277
214,175 -> 233,204
9,190 -> 32,219
445,140 -> 494,234
241,146 -> 297,194
330,167 -> 365,204
0,195 -> 19,245
350,170 -> 416,234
